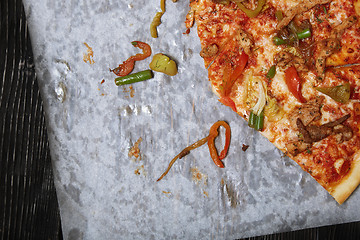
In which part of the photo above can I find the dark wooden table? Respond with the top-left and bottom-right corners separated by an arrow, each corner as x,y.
1,0 -> 360,239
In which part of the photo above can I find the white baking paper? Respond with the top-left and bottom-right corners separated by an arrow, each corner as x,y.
22,0 -> 360,239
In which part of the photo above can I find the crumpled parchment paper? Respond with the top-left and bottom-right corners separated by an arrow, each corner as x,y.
22,0 -> 360,239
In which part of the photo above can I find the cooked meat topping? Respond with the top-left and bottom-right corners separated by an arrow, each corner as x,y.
315,16 -> 358,79
235,29 -> 254,56
315,38 -> 341,78
285,141 -> 311,156
296,114 -> 352,144
274,51 -> 308,72
288,96 -> 324,127
277,0 -> 332,30
200,43 -> 219,58
330,15 -> 359,39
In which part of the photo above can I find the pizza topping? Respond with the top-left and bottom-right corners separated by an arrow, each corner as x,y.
296,114 -> 352,144
275,51 -> 308,72
185,9 -> 195,31
276,0 -> 332,30
211,0 -> 231,4
208,121 -> 231,167
200,43 -> 219,58
251,78 -> 267,115
219,96 -> 237,112
315,16 -> 358,78
315,82 -> 351,103
111,41 -> 152,77
149,53 -> 178,76
274,25 -> 312,47
284,66 -> 306,103
289,96 -> 324,127
150,0 -> 166,38
248,110 -> 264,131
156,136 -> 209,182
266,65 -> 276,79
285,141 -> 311,156
235,29 -> 254,55
315,38 -> 341,78
264,97 -> 285,122
330,15 -> 359,39
157,121 -> 231,181
221,51 -> 249,96
235,0 -> 266,18
115,70 -> 154,86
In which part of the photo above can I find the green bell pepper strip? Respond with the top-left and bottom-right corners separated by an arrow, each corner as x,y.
296,28 -> 311,40
115,70 -> 154,86
315,83 -> 351,104
266,65 -> 276,79
273,36 -> 286,45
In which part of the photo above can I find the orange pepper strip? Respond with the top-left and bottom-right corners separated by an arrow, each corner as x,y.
157,121 -> 231,181
111,41 -> 152,77
207,121 -> 231,168
156,137 -> 209,182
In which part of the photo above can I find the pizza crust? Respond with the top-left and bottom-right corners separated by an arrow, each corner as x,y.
355,0 -> 360,15
330,150 -> 360,204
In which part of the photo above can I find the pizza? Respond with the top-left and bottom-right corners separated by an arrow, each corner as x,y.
185,0 -> 360,204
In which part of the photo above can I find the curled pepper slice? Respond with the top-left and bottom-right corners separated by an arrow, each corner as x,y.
236,0 -> 266,18
207,121 -> 231,168
156,137 -> 208,182
156,121 -> 232,181
111,41 -> 152,77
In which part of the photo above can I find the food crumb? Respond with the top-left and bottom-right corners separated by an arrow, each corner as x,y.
122,85 -> 135,98
134,165 -> 146,176
100,79 -> 105,84
242,144 -> 249,152
190,167 -> 208,185
129,85 -> 135,98
129,137 -> 143,161
83,42 -> 95,64
203,191 -> 209,197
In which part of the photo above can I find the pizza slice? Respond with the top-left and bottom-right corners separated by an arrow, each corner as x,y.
186,0 -> 360,204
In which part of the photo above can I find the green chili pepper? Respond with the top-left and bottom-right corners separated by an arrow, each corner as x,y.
266,65 -> 276,79
236,0 -> 266,18
248,110 -> 265,131
273,36 -> 286,45
315,83 -> 351,104
296,28 -> 311,40
248,111 -> 257,128
115,70 -> 154,86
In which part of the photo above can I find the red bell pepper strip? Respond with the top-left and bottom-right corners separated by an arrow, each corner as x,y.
223,51 -> 249,97
219,96 -> 237,112
111,41 -> 152,77
284,66 -> 306,103
207,121 -> 231,168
